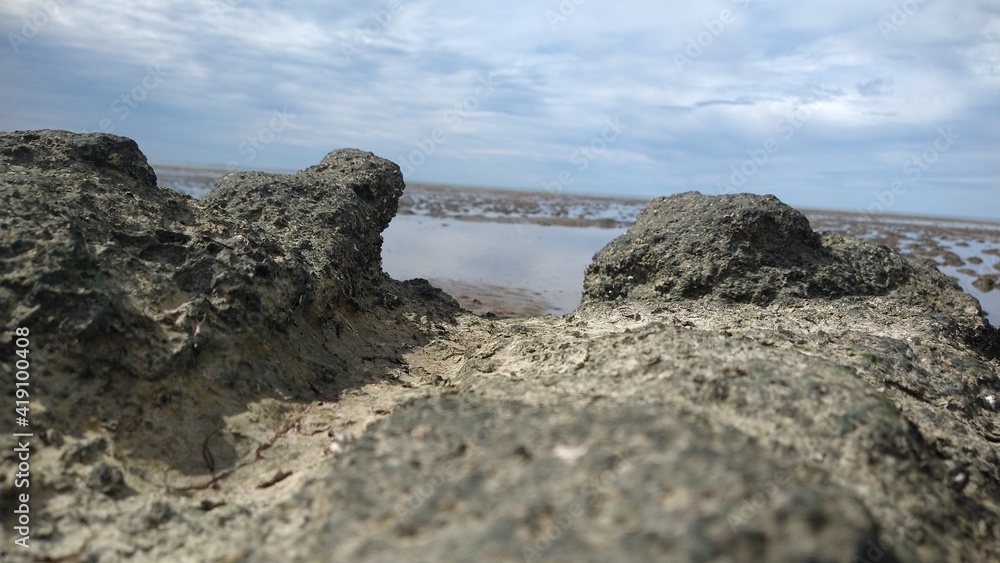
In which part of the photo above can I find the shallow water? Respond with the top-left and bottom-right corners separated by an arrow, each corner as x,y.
382,216 -> 624,314
920,238 -> 1000,323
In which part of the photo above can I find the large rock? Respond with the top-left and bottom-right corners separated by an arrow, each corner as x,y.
2,131 -> 998,562
584,191 -> 997,358
203,149 -> 405,305
584,191 -> 918,304
240,396 -> 890,562
452,300 -> 999,562
0,129 -> 458,524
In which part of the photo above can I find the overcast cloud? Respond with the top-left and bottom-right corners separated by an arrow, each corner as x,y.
2,0 -> 998,219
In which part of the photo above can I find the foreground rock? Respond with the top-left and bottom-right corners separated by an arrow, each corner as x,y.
1,131 -> 998,562
0,130 -> 461,558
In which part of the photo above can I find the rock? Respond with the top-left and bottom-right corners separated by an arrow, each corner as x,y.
583,191 -> 913,304
939,251 -> 965,267
973,274 -> 997,293
0,130 -> 460,559
1,130 -> 413,452
583,191 -> 996,358
86,463 -> 127,497
203,148 -> 406,305
0,129 -> 157,186
2,131 -> 998,562
244,396 -> 890,562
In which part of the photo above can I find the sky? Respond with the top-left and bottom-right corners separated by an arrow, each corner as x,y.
1,0 -> 998,220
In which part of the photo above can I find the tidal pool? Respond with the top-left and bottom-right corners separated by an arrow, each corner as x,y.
382,215 -> 625,315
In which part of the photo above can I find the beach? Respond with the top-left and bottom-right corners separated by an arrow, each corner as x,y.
158,165 -> 1000,323
6,136 -> 998,561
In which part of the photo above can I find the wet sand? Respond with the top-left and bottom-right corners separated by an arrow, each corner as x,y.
155,165 -> 1000,323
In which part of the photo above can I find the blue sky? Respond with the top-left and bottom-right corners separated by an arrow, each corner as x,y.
2,1 -> 998,220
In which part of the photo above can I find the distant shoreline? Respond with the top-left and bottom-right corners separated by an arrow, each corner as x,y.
153,163 -> 1000,228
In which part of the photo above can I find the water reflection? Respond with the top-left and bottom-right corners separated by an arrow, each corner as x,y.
382,216 -> 624,315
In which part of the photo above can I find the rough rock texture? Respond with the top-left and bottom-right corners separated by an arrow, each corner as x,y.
2,131 -> 999,562
584,191 -> 910,304
584,191 -> 998,360
203,150 -> 406,306
0,130 -> 461,559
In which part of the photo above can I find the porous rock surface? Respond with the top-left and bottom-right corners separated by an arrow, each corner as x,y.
588,191 -> 927,305
1,130 -> 999,562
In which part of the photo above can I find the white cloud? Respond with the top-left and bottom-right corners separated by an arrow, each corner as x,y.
1,0 -> 998,219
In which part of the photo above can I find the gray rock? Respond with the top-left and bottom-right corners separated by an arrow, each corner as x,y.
453,298 -> 999,562
973,274 -> 997,293
246,396 -> 892,562
0,130 -> 459,560
583,191 -> 913,303
583,191 -> 997,359
1,131 -> 998,562
0,129 -> 157,185
86,463 -> 127,497
203,148 -> 405,306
